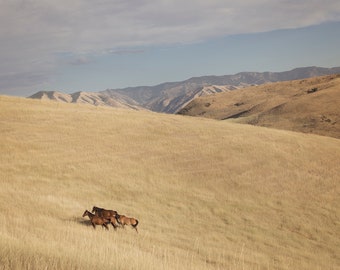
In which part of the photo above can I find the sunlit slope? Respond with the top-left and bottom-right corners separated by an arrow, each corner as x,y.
0,95 -> 339,270
178,74 -> 340,139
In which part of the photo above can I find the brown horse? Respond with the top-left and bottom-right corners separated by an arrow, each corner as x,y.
82,210 -> 109,230
92,206 -> 119,229
115,214 -> 139,233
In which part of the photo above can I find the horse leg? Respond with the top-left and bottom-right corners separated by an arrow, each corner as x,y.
91,222 -> 96,229
103,223 -> 109,230
114,218 -> 120,228
111,222 -> 117,230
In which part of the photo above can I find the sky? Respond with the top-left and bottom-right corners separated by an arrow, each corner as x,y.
1,0 -> 340,97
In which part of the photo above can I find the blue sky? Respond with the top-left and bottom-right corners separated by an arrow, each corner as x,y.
1,0 -> 340,96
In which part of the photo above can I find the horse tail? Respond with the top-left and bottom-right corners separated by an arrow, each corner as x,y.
132,219 -> 139,228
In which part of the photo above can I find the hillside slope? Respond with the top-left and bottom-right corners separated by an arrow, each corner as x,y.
178,74 -> 340,139
1,96 -> 339,269
29,66 -> 340,113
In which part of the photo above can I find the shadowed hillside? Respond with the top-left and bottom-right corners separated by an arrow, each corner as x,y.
1,95 -> 339,269
178,74 -> 340,139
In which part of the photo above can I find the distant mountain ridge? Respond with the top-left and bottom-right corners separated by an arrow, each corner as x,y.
29,90 -> 145,110
29,66 -> 340,113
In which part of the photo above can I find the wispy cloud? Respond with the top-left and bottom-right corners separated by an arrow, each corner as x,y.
0,0 -> 339,95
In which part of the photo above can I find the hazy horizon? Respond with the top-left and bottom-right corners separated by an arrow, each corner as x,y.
1,1 -> 340,97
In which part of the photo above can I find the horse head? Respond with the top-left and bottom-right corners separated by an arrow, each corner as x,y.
82,210 -> 89,217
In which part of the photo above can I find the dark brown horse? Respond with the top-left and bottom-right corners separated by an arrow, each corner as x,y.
115,214 -> 139,233
92,206 -> 119,229
82,210 -> 109,230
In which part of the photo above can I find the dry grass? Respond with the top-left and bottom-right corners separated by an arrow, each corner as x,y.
178,74 -> 340,139
0,95 -> 339,269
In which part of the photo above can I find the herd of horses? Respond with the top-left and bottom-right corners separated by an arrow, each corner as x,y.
82,206 -> 139,233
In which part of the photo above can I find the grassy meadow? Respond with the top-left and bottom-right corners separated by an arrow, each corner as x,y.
0,95 -> 339,269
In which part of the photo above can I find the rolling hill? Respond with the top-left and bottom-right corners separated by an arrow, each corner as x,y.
29,66 -> 340,113
178,74 -> 340,139
0,95 -> 339,269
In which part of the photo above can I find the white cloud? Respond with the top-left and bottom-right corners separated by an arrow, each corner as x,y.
0,0 -> 339,95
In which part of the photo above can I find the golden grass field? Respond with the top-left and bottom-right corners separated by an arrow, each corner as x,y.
0,95 -> 339,269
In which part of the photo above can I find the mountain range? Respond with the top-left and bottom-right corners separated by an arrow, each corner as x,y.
29,66 -> 340,113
